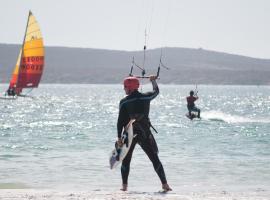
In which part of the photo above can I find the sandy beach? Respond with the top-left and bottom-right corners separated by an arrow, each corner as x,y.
0,189 -> 270,200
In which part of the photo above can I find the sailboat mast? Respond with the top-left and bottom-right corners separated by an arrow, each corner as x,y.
15,10 -> 32,88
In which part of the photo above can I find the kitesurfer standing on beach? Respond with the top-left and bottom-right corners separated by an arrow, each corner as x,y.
117,75 -> 172,192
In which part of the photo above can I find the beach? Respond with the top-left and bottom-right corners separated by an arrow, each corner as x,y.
1,189 -> 270,200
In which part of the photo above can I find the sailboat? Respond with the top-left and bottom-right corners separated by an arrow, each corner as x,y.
5,10 -> 44,97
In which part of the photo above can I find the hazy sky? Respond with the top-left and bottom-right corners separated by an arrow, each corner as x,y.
1,0 -> 270,58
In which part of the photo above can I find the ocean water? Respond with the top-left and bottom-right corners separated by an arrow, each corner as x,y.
0,84 -> 270,199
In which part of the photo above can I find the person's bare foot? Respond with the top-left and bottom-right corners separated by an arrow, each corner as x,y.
120,184 -> 128,191
162,183 -> 172,192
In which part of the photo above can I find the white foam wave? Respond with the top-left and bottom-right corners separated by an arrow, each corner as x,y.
202,111 -> 270,123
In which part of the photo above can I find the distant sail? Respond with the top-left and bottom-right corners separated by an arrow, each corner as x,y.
7,11 -> 44,96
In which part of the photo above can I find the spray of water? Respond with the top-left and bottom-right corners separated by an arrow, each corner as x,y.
202,111 -> 270,123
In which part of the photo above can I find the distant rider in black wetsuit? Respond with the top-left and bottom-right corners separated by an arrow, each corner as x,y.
117,75 -> 172,192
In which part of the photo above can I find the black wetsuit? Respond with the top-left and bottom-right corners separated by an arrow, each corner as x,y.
117,80 -> 168,185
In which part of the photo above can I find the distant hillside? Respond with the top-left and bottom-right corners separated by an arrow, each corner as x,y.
1,43 -> 270,84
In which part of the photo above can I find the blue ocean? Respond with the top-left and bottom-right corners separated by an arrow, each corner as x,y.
0,84 -> 269,199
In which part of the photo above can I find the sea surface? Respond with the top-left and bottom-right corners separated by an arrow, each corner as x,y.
0,84 -> 270,199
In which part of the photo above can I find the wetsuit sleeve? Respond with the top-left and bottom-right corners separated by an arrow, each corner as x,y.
143,79 -> 159,100
151,79 -> 159,94
117,100 -> 128,138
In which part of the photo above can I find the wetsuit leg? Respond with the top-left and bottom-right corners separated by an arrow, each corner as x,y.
121,136 -> 137,185
140,135 -> 167,184
187,105 -> 192,116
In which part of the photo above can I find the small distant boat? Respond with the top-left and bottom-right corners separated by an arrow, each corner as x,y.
5,10 -> 44,97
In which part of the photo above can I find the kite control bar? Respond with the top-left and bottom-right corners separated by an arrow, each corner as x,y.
134,67 -> 160,79
129,57 -> 163,79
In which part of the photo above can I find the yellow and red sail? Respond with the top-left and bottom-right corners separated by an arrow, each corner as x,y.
9,11 -> 44,94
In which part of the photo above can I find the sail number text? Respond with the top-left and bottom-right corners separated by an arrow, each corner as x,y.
21,56 -> 44,71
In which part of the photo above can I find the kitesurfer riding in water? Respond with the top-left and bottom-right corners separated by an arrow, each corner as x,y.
186,90 -> 201,119
117,75 -> 172,192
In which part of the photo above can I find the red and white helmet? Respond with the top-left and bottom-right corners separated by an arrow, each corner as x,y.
123,76 -> 140,91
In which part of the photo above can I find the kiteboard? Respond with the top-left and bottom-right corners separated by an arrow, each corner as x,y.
185,112 -> 200,120
109,119 -> 136,169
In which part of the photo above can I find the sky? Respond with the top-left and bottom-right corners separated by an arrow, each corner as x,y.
0,0 -> 270,59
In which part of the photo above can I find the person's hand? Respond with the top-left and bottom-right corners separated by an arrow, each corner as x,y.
149,75 -> 157,81
117,138 -> 123,147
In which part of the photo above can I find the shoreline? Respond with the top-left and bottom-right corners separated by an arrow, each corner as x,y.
0,189 -> 269,200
